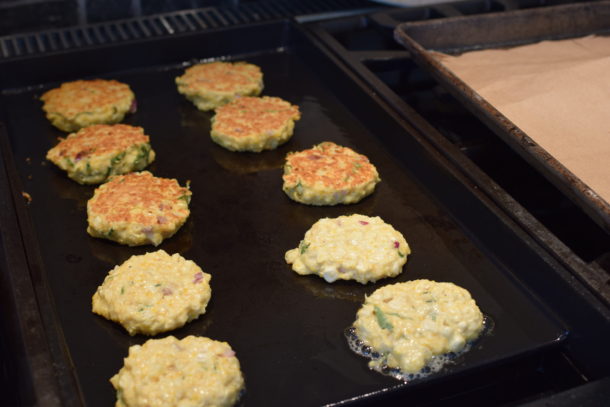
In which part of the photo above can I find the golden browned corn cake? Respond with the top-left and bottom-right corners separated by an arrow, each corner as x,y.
111,335 -> 244,407
175,61 -> 263,111
282,142 -> 380,205
210,96 -> 301,152
46,124 -> 155,184
352,280 -> 484,376
285,214 -> 409,284
87,171 -> 191,246
40,79 -> 135,132
92,250 -> 211,336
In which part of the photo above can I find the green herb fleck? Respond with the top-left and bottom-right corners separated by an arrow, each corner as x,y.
354,162 -> 362,170
110,152 -> 126,166
120,287 -> 125,295
85,161 -> 92,174
64,157 -> 74,168
133,145 -> 150,166
397,251 -> 405,258
106,228 -> 114,237
374,305 -> 393,331
154,283 -> 161,287
299,240 -> 310,254
178,194 -> 191,203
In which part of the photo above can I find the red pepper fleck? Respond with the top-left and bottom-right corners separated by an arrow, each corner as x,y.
393,241 -> 400,249
359,220 -> 369,225
193,272 -> 204,284
75,149 -> 92,161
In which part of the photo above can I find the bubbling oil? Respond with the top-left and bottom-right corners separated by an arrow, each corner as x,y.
345,315 -> 494,382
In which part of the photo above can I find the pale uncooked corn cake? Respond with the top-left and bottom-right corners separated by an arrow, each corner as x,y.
352,279 -> 484,376
87,171 -> 191,246
175,61 -> 263,111
210,96 -> 301,152
40,79 -> 136,132
111,335 -> 244,407
282,142 -> 380,205
285,214 -> 410,284
92,250 -> 211,336
46,124 -> 155,184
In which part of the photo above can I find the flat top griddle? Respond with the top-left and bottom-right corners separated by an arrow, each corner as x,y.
0,21 -> 564,406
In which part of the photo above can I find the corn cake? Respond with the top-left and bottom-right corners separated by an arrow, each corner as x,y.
87,171 -> 191,246
46,124 -> 155,184
283,142 -> 380,205
351,279 -> 484,378
111,335 -> 244,407
285,214 -> 409,284
40,79 -> 136,132
175,61 -> 263,111
92,250 -> 211,335
210,96 -> 301,152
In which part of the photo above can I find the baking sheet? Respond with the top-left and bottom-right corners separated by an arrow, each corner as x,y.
433,35 -> 610,208
394,1 -> 610,232
0,21 -> 564,406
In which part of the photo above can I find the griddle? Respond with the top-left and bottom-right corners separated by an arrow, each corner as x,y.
0,16 -> 600,407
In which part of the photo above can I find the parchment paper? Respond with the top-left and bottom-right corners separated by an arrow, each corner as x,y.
433,35 -> 610,205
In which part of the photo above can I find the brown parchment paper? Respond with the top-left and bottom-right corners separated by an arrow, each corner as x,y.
433,35 -> 610,205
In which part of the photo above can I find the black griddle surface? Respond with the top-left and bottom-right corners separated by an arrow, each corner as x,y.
0,22 -> 564,406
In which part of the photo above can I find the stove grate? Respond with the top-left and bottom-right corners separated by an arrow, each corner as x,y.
0,0 -> 373,59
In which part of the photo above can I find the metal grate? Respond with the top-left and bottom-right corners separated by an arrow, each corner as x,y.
0,0 -> 375,59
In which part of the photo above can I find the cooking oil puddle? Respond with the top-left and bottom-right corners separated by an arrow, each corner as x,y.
345,314 -> 495,382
